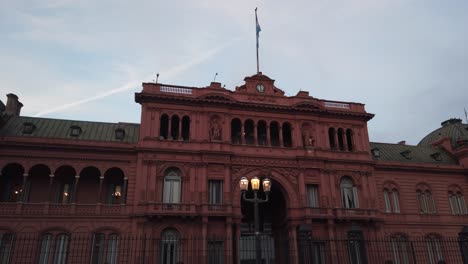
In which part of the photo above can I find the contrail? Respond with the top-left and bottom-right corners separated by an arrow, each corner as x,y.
34,39 -> 239,117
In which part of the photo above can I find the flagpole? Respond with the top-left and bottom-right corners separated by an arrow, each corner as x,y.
255,8 -> 260,74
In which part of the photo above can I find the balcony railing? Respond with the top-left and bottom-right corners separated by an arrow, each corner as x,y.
136,202 -> 197,216
333,208 -> 380,221
0,202 -> 128,216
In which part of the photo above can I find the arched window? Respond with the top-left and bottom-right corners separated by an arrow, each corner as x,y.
53,166 -> 76,204
425,235 -> 444,264
346,129 -> 354,151
0,163 -> 24,202
231,118 -> 242,144
337,128 -> 345,151
282,122 -> 292,147
181,116 -> 190,141
27,164 -> 51,203
244,119 -> 255,145
39,233 -> 70,264
0,233 -> 14,263
160,229 -> 180,264
257,120 -> 267,146
417,188 -> 436,214
160,114 -> 169,139
270,122 -> 280,147
341,177 -> 359,209
328,128 -> 336,150
163,168 -> 182,204
449,192 -> 468,215
103,168 -> 126,205
170,115 -> 180,140
384,188 -> 400,213
91,233 -> 119,264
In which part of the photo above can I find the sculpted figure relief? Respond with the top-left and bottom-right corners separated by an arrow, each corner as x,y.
210,117 -> 222,141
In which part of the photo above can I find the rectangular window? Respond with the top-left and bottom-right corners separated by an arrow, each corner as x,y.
209,180 -> 223,205
54,234 -> 69,264
383,190 -> 391,213
39,234 -> 52,264
163,178 -> 181,204
91,233 -> 105,264
0,234 -> 13,264
458,195 -> 468,215
207,240 -> 224,264
106,234 -> 118,264
449,196 -> 459,215
312,242 -> 326,264
306,185 -> 319,208
391,238 -> 409,264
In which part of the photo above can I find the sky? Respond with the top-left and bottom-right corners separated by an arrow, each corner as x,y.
0,0 -> 467,145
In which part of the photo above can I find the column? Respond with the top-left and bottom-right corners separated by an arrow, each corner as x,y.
266,125 -> 271,146
121,177 -> 128,205
343,130 -> 348,151
253,124 -> 258,145
201,164 -> 208,203
153,111 -> 160,138
47,174 -> 54,202
72,175 -> 80,203
223,165 -> 231,205
98,176 -> 104,203
21,173 -> 29,202
279,125 -> 284,147
167,115 -> 172,139
225,218 -> 233,264
178,118 -> 182,140
327,219 -> 338,263
240,123 -> 245,145
298,170 -> 305,207
288,224 -> 299,264
333,129 -> 338,150
202,217 -> 208,263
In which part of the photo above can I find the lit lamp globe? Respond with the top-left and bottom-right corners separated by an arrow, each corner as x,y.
240,177 -> 249,191
262,178 -> 271,193
251,177 -> 260,191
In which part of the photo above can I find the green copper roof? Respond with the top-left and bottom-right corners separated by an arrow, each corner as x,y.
0,114 -> 139,144
370,142 -> 457,165
418,118 -> 468,148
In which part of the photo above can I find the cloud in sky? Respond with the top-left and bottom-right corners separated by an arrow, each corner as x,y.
1,0 -> 467,145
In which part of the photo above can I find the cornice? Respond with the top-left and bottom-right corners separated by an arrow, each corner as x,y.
135,93 -> 374,121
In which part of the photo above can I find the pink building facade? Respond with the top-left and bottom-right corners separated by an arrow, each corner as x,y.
0,73 -> 467,263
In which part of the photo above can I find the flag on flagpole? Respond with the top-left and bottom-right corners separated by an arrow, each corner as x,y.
255,8 -> 261,48
465,107 -> 467,123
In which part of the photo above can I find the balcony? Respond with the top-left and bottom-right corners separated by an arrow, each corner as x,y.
0,202 -> 128,217
135,202 -> 197,217
333,208 -> 381,221
304,207 -> 332,219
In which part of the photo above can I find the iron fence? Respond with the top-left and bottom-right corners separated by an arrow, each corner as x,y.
0,233 -> 467,263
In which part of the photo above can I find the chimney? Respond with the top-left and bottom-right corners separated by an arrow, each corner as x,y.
5,93 -> 23,116
398,140 -> 406,145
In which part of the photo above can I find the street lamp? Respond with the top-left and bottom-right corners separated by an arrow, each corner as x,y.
239,176 -> 271,264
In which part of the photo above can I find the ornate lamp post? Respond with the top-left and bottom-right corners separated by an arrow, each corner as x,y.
239,176 -> 271,264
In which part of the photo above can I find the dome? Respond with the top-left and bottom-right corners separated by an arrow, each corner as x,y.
418,118 -> 468,148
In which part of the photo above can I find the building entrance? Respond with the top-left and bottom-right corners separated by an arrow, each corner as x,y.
239,178 -> 289,264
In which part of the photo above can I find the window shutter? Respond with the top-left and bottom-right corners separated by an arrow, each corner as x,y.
392,191 -> 400,213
